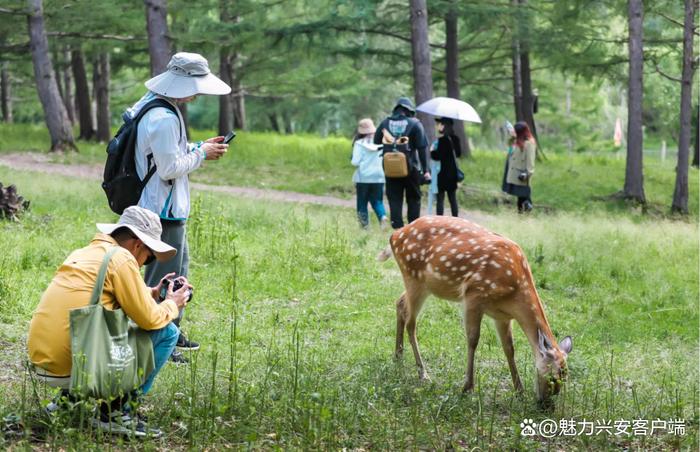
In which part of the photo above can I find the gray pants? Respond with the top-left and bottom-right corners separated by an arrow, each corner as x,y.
145,220 -> 189,327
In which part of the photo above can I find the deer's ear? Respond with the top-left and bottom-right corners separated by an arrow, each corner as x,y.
559,336 -> 573,355
537,329 -> 552,356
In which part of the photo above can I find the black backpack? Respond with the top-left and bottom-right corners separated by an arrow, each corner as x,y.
102,98 -> 178,214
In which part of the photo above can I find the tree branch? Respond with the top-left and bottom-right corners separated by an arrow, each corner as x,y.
654,63 -> 683,83
46,31 -> 143,41
0,7 -> 26,15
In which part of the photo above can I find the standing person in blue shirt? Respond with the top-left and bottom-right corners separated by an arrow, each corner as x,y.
130,52 -> 230,363
351,118 -> 388,229
373,97 -> 430,229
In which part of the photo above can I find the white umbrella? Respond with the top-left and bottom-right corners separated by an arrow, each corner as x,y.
416,97 -> 482,123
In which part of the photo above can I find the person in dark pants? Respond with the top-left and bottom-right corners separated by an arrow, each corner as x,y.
430,117 -> 462,216
502,121 -> 535,212
373,97 -> 430,229
131,52 -> 231,363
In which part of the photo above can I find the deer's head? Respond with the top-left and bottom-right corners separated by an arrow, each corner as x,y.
535,330 -> 573,403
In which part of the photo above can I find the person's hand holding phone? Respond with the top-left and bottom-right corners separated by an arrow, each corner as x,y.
202,135 -> 227,160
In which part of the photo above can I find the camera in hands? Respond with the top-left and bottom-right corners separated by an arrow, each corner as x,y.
159,276 -> 193,302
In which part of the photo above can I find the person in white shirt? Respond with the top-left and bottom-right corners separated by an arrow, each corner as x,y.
129,52 -> 230,362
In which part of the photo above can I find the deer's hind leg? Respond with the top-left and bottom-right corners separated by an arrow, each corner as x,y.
403,284 -> 429,380
395,292 -> 407,358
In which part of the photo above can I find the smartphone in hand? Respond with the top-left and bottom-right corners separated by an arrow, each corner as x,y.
224,131 -> 237,144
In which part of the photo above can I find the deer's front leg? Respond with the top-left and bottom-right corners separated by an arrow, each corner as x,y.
462,306 -> 484,392
404,289 -> 429,380
495,319 -> 523,392
395,293 -> 407,358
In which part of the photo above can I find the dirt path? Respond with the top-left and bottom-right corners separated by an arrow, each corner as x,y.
0,152 -> 494,224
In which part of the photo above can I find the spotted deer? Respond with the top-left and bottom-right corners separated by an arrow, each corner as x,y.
378,216 -> 573,402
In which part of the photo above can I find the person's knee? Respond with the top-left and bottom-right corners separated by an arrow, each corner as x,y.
164,322 -> 180,346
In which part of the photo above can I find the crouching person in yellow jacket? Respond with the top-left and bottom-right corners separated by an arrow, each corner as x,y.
27,206 -> 192,437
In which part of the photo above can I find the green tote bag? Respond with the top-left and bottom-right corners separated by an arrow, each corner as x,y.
69,247 -> 155,399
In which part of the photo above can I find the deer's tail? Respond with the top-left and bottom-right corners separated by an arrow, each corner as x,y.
377,244 -> 393,262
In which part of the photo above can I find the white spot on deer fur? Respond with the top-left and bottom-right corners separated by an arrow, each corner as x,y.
430,227 -> 436,234
405,254 -> 411,261
506,270 -> 512,276
436,246 -> 443,252
417,233 -> 424,240
412,229 -> 418,236
474,246 -> 481,250
473,273 -> 482,281
408,243 -> 416,250
469,239 -> 477,244
490,283 -> 497,289
399,232 -> 404,239
450,249 -> 457,254
490,261 -> 501,268
412,253 -> 417,259
460,266 -> 467,271
485,279 -> 491,285
426,263 -> 433,273
471,259 -> 479,264
457,253 -> 464,259
445,261 -> 452,267
439,228 -> 445,234
457,241 -> 464,245
440,256 -> 447,262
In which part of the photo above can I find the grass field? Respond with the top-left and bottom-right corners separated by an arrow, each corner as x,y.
1,123 -> 698,219
0,163 -> 697,449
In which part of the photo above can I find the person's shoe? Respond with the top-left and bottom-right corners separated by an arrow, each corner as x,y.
523,200 -> 533,212
380,216 -> 389,231
91,410 -> 162,438
170,350 -> 189,364
176,334 -> 200,351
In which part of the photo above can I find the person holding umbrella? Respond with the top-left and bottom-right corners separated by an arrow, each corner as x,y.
430,117 -> 462,216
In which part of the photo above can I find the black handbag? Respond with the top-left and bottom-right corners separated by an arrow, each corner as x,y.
446,136 -> 464,182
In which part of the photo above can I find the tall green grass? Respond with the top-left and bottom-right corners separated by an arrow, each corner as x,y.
0,167 -> 697,449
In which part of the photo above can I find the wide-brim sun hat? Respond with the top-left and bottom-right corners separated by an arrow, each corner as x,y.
357,118 -> 376,135
145,52 -> 231,99
97,206 -> 177,262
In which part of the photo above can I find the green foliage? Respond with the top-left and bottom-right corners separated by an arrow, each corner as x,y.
0,167 -> 697,449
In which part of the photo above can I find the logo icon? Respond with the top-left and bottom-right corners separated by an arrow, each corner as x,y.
110,343 -> 134,362
520,418 -> 538,436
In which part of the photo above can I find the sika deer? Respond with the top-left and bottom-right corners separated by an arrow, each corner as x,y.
379,216 -> 573,403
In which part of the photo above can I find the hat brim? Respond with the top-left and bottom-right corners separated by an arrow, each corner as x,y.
96,223 -> 177,262
145,72 -> 231,98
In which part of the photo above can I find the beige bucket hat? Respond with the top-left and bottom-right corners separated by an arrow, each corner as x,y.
97,206 -> 176,262
145,52 -> 231,99
357,118 -> 376,135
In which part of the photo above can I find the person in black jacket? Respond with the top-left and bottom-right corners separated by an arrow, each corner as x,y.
430,117 -> 462,216
373,97 -> 430,229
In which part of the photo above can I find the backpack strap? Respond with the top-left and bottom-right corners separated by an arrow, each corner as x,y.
132,98 -> 178,187
89,247 -> 120,306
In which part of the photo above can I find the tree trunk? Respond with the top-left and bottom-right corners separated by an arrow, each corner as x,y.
62,46 -> 75,124
511,1 -> 524,122
1,62 -> 12,123
268,112 -> 280,133
144,0 -> 172,76
94,53 -> 111,142
445,4 -> 469,158
26,0 -> 76,152
409,0 -> 435,148
671,0 -> 695,214
231,65 -> 246,130
692,104 -> 699,167
71,47 -> 95,140
218,49 -> 234,135
623,0 -> 646,203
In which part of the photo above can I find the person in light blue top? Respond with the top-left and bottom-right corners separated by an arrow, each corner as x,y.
426,140 -> 441,214
351,118 -> 388,229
